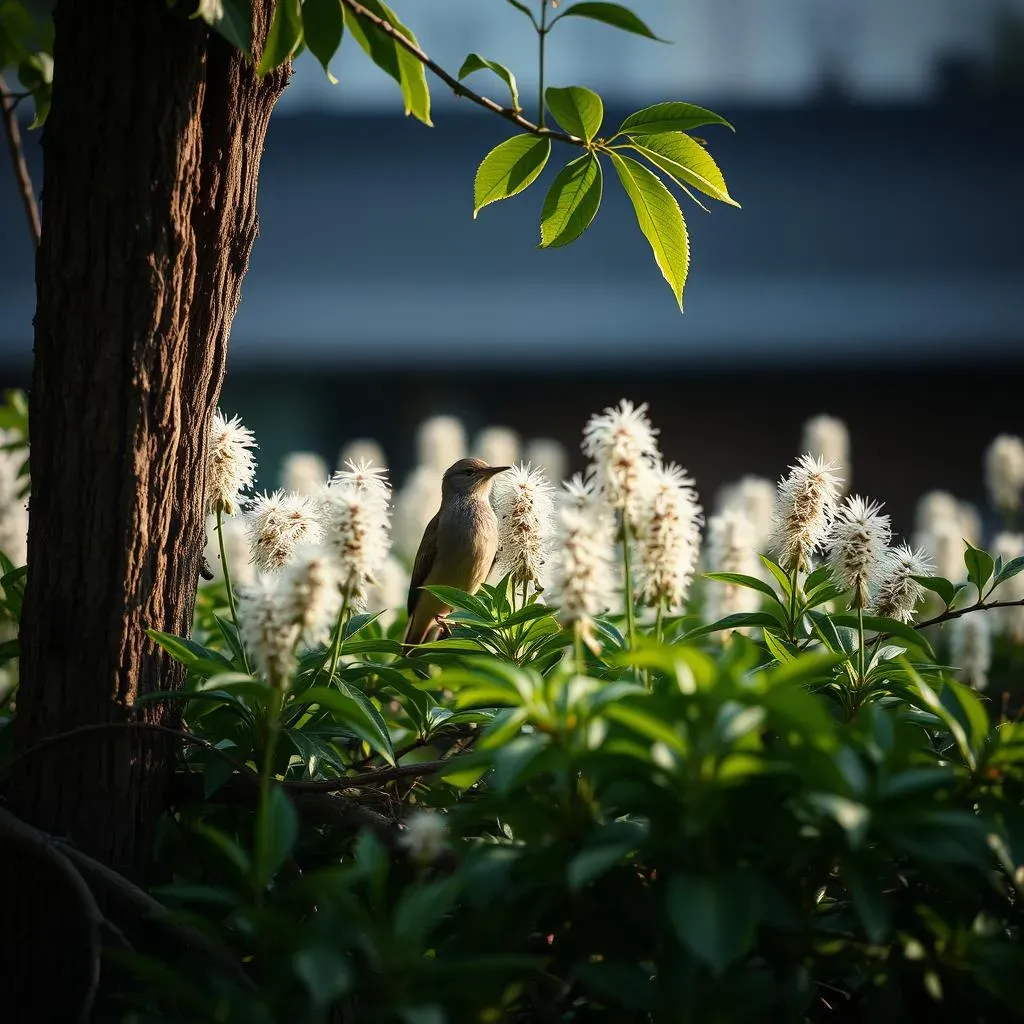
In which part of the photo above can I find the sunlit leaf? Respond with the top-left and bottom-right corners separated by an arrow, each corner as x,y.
627,131 -> 739,207
556,2 -> 665,41
473,134 -> 551,217
545,85 -> 603,142
256,0 -> 302,75
617,101 -> 734,137
458,52 -> 520,110
539,153 -> 602,248
302,0 -> 344,81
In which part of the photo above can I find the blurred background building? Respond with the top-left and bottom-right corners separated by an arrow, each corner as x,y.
1,0 -> 1022,535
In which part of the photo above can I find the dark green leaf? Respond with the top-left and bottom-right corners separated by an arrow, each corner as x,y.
667,873 -> 760,974
608,151 -> 688,310
302,0 -> 344,80
145,628 -> 237,677
829,613 -> 935,660
539,153 -> 602,249
627,131 -> 739,207
964,543 -> 995,595
458,53 -> 520,110
545,85 -> 604,142
297,685 -> 395,764
681,612 -> 780,641
256,0 -> 302,75
617,100 -> 734,137
201,0 -> 253,57
0,637 -> 17,663
994,555 -> 1024,588
703,571 -> 777,602
343,0 -> 431,125
420,584 -> 493,619
913,575 -> 957,608
556,2 -> 665,41
473,134 -> 551,217
759,555 -> 792,598
254,786 -> 298,888
295,946 -> 353,1006
842,859 -> 888,943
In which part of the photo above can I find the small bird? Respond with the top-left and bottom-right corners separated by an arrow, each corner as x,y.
403,458 -> 510,647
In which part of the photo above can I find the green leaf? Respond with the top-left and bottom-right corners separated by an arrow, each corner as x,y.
145,629 -> 237,678
17,51 -> 51,128
604,702 -> 686,754
539,153 -> 602,249
829,613 -> 935,660
964,543 -> 995,595
297,685 -> 395,764
913,575 -> 957,608
842,859 -> 888,943
617,101 -> 734,136
419,584 -> 493,619
556,2 -> 665,41
256,0 -> 302,75
608,151 -> 688,310
994,555 -> 1024,588
473,133 -> 551,217
0,637 -> 17,663
504,0 -> 538,26
545,85 -> 603,142
0,2 -> 36,69
680,612 -> 780,642
254,786 -> 298,889
458,53 -> 520,110
667,873 -> 760,975
201,0 -> 253,58
703,571 -> 777,603
759,555 -> 793,599
302,0 -> 344,82
627,131 -> 739,208
343,0 -> 431,125
294,947 -> 353,1007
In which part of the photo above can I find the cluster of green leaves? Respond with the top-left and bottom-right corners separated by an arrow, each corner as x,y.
192,0 -> 737,310
0,0 -> 52,127
86,532 -> 1024,1022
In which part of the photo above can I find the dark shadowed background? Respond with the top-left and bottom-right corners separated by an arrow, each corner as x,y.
1,0 -> 1022,536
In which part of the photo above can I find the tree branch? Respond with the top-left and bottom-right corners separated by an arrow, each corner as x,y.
339,0 -> 583,146
914,597 -> 1024,632
0,72 -> 41,247
283,758 -> 450,792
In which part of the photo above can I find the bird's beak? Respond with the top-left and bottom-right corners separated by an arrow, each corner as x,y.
483,465 -> 512,477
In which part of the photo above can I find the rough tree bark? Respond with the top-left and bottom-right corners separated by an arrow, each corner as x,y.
6,0 -> 287,876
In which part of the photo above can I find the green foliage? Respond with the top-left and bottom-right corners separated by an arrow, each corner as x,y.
457,52 -> 520,111
473,133 -> 551,217
552,2 -> 666,41
539,152 -> 602,248
0,0 -> 52,127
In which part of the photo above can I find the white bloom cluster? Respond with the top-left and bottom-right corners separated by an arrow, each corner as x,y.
950,613 -> 992,692
320,459 -> 392,610
801,414 -> 851,493
493,463 -> 556,590
716,476 -> 775,552
826,496 -> 891,609
281,452 -> 328,496
399,810 -> 448,864
245,490 -> 323,575
634,462 -> 703,612
280,547 -> 343,647
237,577 -> 297,687
872,543 -> 934,623
581,399 -> 660,524
206,410 -> 257,516
770,454 -> 843,573
991,532 -> 1024,642
704,510 -> 761,631
985,435 -> 1024,514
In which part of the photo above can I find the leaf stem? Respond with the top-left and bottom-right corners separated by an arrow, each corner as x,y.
216,505 -> 249,673
573,622 -> 585,674
621,513 -> 637,653
324,584 -> 353,685
538,0 -> 549,127
787,563 -> 800,642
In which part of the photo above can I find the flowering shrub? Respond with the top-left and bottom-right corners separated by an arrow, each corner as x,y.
2,398 -> 1009,1021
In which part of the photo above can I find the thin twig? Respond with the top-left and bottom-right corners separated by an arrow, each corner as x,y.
284,759 -> 450,792
0,720 -> 256,785
0,72 -> 41,246
914,598 -> 1024,632
0,806 -> 101,1022
339,0 -> 583,146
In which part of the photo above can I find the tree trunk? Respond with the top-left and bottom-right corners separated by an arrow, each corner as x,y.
6,0 -> 286,874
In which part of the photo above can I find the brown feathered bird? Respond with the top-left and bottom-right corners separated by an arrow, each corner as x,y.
403,458 -> 510,647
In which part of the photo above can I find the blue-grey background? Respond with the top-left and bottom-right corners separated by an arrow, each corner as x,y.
1,0 -> 1022,530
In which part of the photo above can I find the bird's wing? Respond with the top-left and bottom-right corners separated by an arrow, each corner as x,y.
407,511 -> 440,619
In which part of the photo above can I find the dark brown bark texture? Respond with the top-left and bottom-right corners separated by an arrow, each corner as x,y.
5,0 -> 286,876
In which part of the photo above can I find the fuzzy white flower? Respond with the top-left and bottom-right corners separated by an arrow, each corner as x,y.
524,438 -> 568,486
338,438 -> 387,474
196,0 -> 224,23
320,467 -> 392,609
770,454 -> 843,573
991,532 -> 1024,642
634,462 -> 703,612
872,543 -> 934,623
203,514 -> 254,586
581,399 -> 659,524
245,490 -> 323,575
206,410 -> 257,516
704,510 -> 760,634
914,521 -> 967,584
473,426 -> 521,469
417,415 -> 466,472
915,491 -> 961,536
950,614 -> 992,691
985,435 -> 1024,514
561,471 -> 600,512
826,495 -> 891,609
548,497 -> 617,652
493,463 -> 556,590
801,414 -> 850,494
716,475 -> 775,552
399,810 -> 448,864
280,547 -> 343,647
281,452 -> 328,496
237,577 -> 297,687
